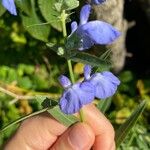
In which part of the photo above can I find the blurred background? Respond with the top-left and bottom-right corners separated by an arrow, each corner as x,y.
0,0 -> 150,149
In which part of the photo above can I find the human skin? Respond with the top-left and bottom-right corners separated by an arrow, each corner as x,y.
4,104 -> 115,150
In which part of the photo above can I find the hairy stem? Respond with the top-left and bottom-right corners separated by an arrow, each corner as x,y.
61,10 -> 84,122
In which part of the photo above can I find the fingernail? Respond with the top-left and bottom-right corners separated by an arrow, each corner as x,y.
68,123 -> 93,149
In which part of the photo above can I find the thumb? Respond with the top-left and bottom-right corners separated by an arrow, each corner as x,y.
51,123 -> 95,150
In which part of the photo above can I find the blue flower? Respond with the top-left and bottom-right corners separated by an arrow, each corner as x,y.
84,65 -> 120,99
2,0 -> 17,15
91,0 -> 106,5
66,4 -> 121,51
58,75 -> 95,114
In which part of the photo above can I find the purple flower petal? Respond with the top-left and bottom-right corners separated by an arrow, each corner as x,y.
89,72 -> 120,99
58,75 -> 71,88
2,0 -> 17,15
59,82 -> 94,114
79,4 -> 91,25
76,21 -> 121,46
84,65 -> 92,80
91,0 -> 106,5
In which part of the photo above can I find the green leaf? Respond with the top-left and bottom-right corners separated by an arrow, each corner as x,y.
22,14 -> 50,42
36,95 -> 47,105
16,0 -> 31,15
97,98 -> 112,114
0,2 -> 6,16
1,108 -> 48,132
21,0 -> 50,42
99,49 -> 111,60
71,52 -> 110,68
48,106 -> 79,127
38,97 -> 58,107
46,43 -> 110,68
38,0 -> 62,31
63,0 -> 79,10
115,101 -> 146,148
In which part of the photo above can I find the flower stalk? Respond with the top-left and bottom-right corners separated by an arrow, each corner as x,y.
61,9 -> 84,122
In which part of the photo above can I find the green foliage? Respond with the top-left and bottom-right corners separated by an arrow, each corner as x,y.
115,101 -> 146,148
48,106 -> 79,127
119,123 -> 150,150
22,14 -> 50,42
15,0 -> 31,15
0,94 -> 20,146
0,65 -> 51,90
0,2 -> 6,16
22,1 -> 50,42
38,0 -> 62,31
38,0 -> 80,31
47,43 -> 110,68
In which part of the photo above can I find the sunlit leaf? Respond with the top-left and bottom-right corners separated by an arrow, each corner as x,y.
63,0 -> 79,10
22,14 -> 50,42
115,101 -> 146,148
38,0 -> 62,31
21,0 -> 50,42
48,106 -> 79,127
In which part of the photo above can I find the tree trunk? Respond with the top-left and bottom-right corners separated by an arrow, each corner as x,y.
90,0 -> 128,73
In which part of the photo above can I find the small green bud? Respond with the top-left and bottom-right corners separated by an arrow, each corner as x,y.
57,47 -> 64,55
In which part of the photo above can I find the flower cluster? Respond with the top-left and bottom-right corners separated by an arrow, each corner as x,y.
59,2 -> 121,114
59,65 -> 120,114
66,4 -> 121,51
1,0 -> 17,15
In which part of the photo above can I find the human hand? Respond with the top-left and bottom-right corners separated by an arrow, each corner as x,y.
4,104 -> 115,150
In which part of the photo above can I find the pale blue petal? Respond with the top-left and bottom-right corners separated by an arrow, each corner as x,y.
2,0 -> 17,15
77,21 -> 121,45
71,21 -> 78,33
91,0 -> 106,5
77,82 -> 95,105
101,71 -> 120,85
59,82 -> 94,114
59,88 -> 81,114
79,4 -> 91,25
84,65 -> 92,80
58,75 -> 71,88
90,73 -> 119,99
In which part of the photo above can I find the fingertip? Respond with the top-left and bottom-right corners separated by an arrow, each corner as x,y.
83,104 -> 115,150
68,123 -> 95,149
93,134 -> 115,150
51,122 -> 95,150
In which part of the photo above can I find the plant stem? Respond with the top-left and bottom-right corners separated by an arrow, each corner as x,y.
61,10 -> 67,38
61,10 -> 84,122
67,59 -> 75,83
79,108 -> 84,122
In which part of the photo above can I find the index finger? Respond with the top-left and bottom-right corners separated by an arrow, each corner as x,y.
82,104 -> 115,150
